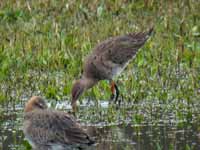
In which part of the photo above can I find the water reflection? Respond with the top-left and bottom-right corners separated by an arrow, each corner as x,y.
87,123 -> 200,150
0,100 -> 200,150
1,122 -> 199,150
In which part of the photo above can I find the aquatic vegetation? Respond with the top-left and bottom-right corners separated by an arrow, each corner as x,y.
0,0 -> 199,106
0,0 -> 200,149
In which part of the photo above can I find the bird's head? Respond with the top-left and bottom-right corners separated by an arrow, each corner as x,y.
25,96 -> 48,113
71,79 -> 85,112
71,77 -> 98,112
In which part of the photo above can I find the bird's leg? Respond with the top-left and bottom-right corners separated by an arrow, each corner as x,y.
114,83 -> 120,104
110,81 -> 120,104
110,81 -> 116,100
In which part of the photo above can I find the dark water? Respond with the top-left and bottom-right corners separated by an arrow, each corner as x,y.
0,101 -> 200,150
1,122 -> 200,150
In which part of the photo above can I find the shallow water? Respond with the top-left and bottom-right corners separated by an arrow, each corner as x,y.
0,100 -> 200,150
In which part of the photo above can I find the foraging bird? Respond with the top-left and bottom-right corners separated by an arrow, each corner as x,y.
71,28 -> 153,112
23,96 -> 94,150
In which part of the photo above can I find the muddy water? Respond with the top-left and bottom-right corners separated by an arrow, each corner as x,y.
0,101 -> 200,150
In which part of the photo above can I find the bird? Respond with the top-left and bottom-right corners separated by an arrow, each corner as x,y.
23,96 -> 95,150
71,28 -> 153,112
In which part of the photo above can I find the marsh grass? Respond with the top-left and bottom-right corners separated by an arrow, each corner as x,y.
0,0 -> 199,123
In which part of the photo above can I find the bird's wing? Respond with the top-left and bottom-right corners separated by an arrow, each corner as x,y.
93,28 -> 153,65
24,110 -> 93,146
51,111 -> 93,145
24,111 -> 61,145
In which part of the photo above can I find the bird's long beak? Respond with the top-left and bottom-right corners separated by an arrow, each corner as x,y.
71,101 -> 77,114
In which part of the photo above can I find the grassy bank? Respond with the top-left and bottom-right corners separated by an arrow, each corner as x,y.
0,0 -> 199,112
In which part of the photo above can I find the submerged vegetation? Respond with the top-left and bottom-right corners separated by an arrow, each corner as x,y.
0,0 -> 200,149
0,0 -> 199,111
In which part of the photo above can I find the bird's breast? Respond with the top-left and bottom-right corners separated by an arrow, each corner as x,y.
111,62 -> 129,78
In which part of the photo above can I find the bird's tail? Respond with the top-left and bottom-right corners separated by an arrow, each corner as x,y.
128,26 -> 154,40
146,26 -> 154,38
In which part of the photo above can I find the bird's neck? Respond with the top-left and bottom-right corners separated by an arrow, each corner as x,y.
81,77 -> 98,90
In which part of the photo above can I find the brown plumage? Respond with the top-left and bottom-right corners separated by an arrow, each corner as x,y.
72,28 -> 153,111
23,96 -> 94,150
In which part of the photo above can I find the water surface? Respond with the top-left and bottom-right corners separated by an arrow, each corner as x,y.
0,100 -> 200,150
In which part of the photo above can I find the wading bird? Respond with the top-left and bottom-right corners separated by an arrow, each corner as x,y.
71,28 -> 153,112
23,96 -> 94,150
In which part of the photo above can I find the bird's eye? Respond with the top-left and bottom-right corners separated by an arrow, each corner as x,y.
35,102 -> 44,109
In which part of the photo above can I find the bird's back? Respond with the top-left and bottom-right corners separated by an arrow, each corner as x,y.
23,109 -> 94,149
83,28 -> 153,80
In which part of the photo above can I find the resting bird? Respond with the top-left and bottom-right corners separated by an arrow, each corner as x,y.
23,96 -> 94,150
71,28 -> 153,112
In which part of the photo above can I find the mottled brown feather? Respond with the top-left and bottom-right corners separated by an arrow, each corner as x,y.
24,110 -> 93,145
23,97 -> 94,149
83,28 -> 153,80
71,28 -> 153,111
